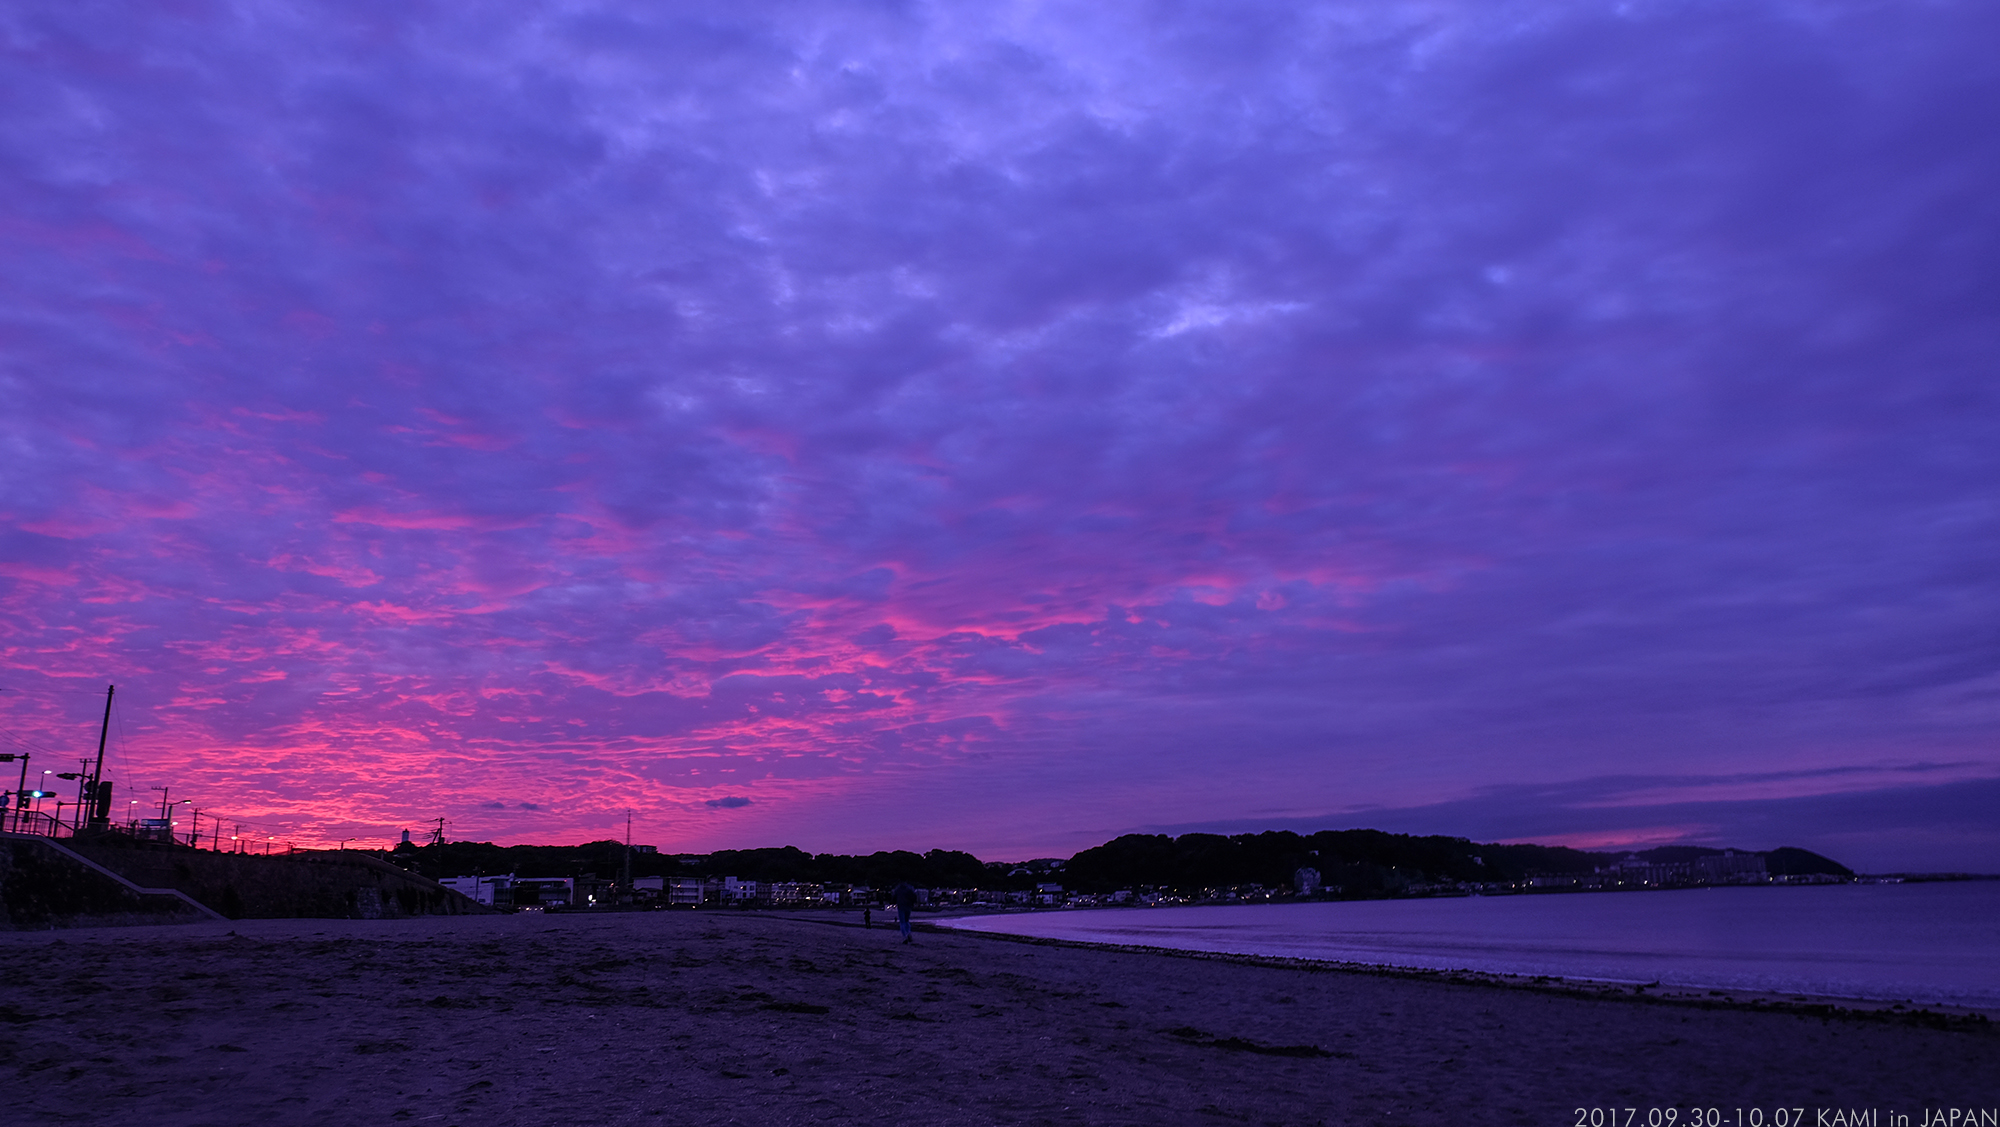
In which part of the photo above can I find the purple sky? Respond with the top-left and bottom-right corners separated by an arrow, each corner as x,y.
2,2 -> 1995,871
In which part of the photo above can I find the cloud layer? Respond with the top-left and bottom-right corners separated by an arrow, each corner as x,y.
2,1 -> 1995,868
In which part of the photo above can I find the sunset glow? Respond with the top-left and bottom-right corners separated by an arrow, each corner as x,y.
2,2 -> 1995,870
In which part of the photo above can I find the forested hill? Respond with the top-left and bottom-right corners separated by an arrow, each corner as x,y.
1057,831 -> 1853,893
1059,830 -> 1591,893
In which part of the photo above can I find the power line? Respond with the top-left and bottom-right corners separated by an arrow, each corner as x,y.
12,686 -> 332,848
0,726 -> 65,756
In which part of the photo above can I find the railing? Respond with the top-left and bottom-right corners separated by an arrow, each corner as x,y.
3,809 -> 297,853
6,810 -> 176,842
4,810 -> 66,837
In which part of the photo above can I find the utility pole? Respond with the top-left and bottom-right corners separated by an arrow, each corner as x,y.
621,809 -> 633,893
428,816 -> 446,846
0,689 -> 15,833
63,758 -> 91,833
153,785 -> 170,820
2,753 -> 26,834
88,684 -> 113,830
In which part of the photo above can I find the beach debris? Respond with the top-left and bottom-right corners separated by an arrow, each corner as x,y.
1166,1026 -> 1335,1058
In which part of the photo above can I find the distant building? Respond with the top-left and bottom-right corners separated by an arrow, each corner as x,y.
439,874 -> 515,908
1590,850 -> 1772,889
721,877 -> 764,904
1692,850 -> 1766,884
767,882 -> 813,905
514,876 -> 577,908
1294,868 -> 1321,896
576,876 -> 615,906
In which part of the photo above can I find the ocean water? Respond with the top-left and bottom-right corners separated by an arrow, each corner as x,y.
936,882 -> 2000,1009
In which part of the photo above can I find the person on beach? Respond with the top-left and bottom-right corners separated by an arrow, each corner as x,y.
891,881 -> 918,944
862,906 -> 871,929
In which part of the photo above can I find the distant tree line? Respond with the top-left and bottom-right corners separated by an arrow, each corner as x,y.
392,831 -> 1850,891
398,840 -> 1045,889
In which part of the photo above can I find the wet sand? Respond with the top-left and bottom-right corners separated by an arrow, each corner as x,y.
1,910 -> 1993,1126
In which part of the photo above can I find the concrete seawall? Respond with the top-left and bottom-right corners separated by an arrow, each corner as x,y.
0,833 -> 219,929
2,834 -> 492,927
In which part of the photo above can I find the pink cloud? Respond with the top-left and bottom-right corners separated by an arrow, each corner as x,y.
0,562 -> 78,586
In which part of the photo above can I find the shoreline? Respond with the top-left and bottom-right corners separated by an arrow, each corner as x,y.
2,910 -> 1994,1125
926,884 -> 2000,1019
923,918 -> 1998,1029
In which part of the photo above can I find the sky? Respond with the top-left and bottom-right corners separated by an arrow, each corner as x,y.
1,1 -> 1995,872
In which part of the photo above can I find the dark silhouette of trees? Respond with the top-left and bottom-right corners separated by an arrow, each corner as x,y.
395,832 -> 1852,894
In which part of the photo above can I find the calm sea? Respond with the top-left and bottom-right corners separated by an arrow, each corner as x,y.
937,882 -> 2000,1009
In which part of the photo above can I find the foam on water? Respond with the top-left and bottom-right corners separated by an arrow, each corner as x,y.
938,881 -> 2000,1009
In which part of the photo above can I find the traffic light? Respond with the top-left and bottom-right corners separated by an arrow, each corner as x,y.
0,754 -> 17,762
25,790 -> 55,799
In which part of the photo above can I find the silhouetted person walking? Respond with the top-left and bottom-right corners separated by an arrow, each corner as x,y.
891,881 -> 918,944
862,906 -> 871,929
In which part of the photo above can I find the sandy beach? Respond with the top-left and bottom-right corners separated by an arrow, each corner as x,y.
1,910 -> 1993,1126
